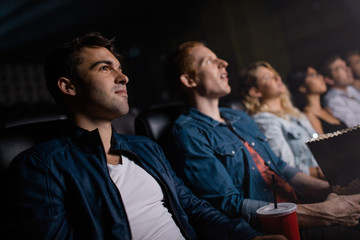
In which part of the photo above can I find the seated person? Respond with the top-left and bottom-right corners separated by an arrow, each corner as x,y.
346,50 -> 360,91
1,32 -> 278,240
322,55 -> 360,128
286,66 -> 347,134
239,61 -> 320,177
168,41 -> 360,239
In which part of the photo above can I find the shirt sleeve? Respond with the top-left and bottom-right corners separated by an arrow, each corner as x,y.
2,152 -> 73,240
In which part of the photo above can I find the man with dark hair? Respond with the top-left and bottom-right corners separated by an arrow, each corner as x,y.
322,55 -> 360,127
169,41 -> 360,239
346,50 -> 360,90
1,32 -> 283,240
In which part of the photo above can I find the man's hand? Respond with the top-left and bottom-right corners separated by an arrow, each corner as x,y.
321,193 -> 360,227
297,193 -> 360,228
252,235 -> 287,240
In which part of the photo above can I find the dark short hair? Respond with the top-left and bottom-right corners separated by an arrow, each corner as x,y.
320,55 -> 341,78
346,50 -> 360,64
44,32 -> 121,106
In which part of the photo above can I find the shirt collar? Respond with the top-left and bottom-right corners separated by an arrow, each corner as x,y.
330,85 -> 357,96
66,122 -> 125,152
188,107 -> 241,127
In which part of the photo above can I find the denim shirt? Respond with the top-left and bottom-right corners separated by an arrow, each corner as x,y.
172,108 -> 299,226
1,123 -> 260,240
253,112 -> 318,174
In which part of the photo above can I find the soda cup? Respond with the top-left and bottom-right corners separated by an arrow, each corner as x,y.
256,202 -> 300,240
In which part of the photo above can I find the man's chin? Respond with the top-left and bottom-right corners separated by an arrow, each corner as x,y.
118,106 -> 130,117
220,87 -> 231,97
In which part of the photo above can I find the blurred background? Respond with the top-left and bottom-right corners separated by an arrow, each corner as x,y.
1,0 -> 360,127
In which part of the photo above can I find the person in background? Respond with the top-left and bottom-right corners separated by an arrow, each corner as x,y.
346,50 -> 360,91
239,61 -> 321,178
286,66 -> 347,134
168,41 -> 360,240
0,32 -> 278,240
322,55 -> 360,128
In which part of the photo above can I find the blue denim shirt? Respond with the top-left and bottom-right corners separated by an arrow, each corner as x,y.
172,108 -> 300,226
1,123 -> 260,240
253,112 -> 318,174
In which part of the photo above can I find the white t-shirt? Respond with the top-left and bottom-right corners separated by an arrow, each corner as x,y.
107,155 -> 185,240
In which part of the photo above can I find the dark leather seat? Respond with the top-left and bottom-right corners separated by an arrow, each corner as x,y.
0,119 -> 68,177
134,99 -> 244,143
135,102 -> 186,142
135,102 -> 186,166
112,106 -> 140,135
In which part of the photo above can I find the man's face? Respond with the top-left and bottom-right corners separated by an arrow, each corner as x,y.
347,54 -> 360,79
189,45 -> 231,98
74,47 -> 129,120
328,58 -> 353,88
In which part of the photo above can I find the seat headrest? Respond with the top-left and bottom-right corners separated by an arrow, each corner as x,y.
0,119 -> 68,176
135,103 -> 186,142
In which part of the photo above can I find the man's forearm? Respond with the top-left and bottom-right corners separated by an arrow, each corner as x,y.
290,172 -> 330,202
297,202 -> 333,229
297,193 -> 360,229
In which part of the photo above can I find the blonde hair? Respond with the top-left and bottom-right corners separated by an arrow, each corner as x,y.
240,61 -> 302,119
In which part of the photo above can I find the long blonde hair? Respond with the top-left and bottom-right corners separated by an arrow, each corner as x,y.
240,61 -> 302,119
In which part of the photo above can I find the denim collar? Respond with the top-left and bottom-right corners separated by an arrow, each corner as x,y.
188,107 -> 242,127
65,121 -> 126,152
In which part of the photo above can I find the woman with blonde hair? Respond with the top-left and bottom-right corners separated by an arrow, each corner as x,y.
240,61 -> 323,178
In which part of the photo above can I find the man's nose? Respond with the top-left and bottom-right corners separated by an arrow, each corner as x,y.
114,70 -> 129,84
114,69 -> 129,84
218,58 -> 228,68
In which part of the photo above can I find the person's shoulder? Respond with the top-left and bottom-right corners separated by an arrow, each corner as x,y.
12,136 -> 70,167
112,133 -> 168,163
221,107 -> 246,115
173,112 -> 203,130
253,112 -> 279,121
324,87 -> 339,100
252,112 -> 284,130
114,133 -> 154,143
348,85 -> 360,96
304,110 -> 317,121
173,113 -> 190,125
113,133 -> 161,150
219,107 -> 254,120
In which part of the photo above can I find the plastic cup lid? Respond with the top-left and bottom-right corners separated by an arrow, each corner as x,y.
256,202 -> 297,218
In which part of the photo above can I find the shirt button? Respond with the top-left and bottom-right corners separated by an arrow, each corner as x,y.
251,142 -> 255,146
252,167 -> 255,170
231,150 -> 235,154
267,161 -> 271,164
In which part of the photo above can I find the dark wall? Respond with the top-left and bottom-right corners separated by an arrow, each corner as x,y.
1,0 -> 360,124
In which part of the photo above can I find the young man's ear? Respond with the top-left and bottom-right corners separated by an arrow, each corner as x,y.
180,74 -> 197,88
324,76 -> 334,86
58,77 -> 76,96
248,86 -> 262,98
